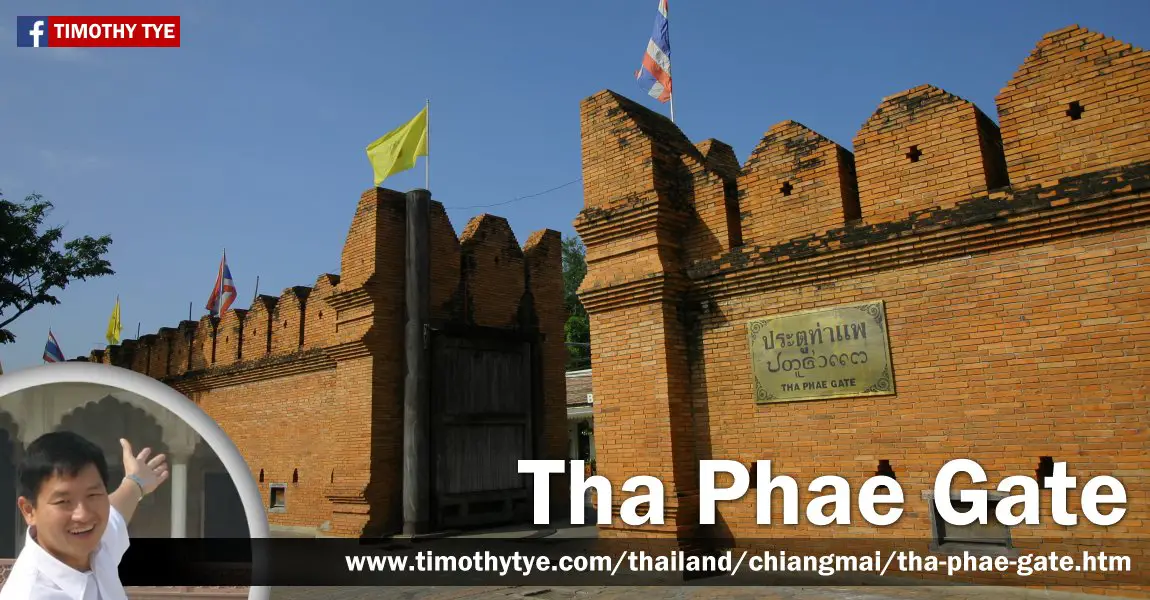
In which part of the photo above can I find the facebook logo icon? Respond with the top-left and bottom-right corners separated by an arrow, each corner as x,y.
16,16 -> 49,47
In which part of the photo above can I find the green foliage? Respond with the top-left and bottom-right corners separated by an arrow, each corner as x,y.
562,235 -> 590,370
0,191 -> 114,344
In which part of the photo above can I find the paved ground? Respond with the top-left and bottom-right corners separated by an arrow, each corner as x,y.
267,585 -> 1121,600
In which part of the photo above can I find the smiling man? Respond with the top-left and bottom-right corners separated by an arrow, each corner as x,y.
0,431 -> 170,599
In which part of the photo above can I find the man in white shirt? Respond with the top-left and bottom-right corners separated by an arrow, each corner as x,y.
0,431 -> 171,599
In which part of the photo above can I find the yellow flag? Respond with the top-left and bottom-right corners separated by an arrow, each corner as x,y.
106,297 -> 122,345
366,106 -> 428,186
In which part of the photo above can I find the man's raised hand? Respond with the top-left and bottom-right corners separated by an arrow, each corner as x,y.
120,438 -> 170,495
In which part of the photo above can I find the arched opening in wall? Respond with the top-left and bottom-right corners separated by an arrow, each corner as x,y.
189,439 -> 249,538
56,396 -> 171,540
0,412 -> 21,558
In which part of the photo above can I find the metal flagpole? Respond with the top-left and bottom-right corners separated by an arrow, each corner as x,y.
669,94 -> 675,123
425,98 -> 430,191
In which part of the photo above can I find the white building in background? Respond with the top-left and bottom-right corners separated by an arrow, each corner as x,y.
0,382 -> 249,558
565,369 -> 595,473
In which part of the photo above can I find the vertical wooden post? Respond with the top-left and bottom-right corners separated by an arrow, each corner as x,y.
403,188 -> 432,536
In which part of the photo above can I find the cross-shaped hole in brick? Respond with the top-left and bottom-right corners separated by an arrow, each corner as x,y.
1036,456 -> 1055,487
780,181 -> 793,196
1066,101 -> 1085,120
906,145 -> 922,163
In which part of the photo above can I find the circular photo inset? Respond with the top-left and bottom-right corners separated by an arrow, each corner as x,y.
0,363 -> 269,600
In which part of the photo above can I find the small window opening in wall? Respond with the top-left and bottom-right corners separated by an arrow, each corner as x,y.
929,492 -> 1013,555
318,311 -> 323,319
269,484 -> 287,511
876,459 -> 896,480
780,181 -> 793,196
258,469 -> 264,483
283,320 -> 288,328
1066,101 -> 1085,121
330,470 -> 335,483
1036,457 -> 1055,486
906,145 -> 923,163
292,469 -> 299,484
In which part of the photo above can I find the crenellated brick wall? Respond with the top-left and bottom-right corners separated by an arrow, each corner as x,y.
575,24 -> 1148,596
86,191 -> 567,538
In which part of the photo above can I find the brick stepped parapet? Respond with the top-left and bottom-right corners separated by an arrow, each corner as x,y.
997,25 -> 1149,188
854,83 -> 1010,224
739,120 -> 861,247
92,192 -> 562,384
577,24 -> 1147,273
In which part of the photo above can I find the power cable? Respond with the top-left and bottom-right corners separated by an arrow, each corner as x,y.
444,178 -> 582,210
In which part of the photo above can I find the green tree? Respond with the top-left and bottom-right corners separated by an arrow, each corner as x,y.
562,235 -> 590,370
0,191 -> 114,344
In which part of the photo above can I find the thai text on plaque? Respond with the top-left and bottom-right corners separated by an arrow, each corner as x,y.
746,301 -> 895,403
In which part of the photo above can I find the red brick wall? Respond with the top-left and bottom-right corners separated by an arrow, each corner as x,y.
95,189 -> 567,538
524,230 -> 569,486
302,275 -> 338,350
241,296 -> 276,361
214,309 -> 245,367
269,287 -> 307,356
576,24 -> 1149,597
192,369 -> 338,530
855,84 -> 1009,224
189,315 -> 216,370
997,25 -> 1150,188
459,214 -> 526,328
739,120 -> 860,247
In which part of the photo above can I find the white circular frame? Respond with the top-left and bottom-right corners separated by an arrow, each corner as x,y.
0,362 -> 271,600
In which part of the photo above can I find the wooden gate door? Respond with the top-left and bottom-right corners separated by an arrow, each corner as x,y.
430,333 -> 534,529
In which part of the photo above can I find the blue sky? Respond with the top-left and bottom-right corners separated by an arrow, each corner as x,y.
1,1 -> 1147,371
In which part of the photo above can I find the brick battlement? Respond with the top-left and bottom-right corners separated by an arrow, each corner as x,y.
88,191 -> 562,385
578,25 -> 1147,276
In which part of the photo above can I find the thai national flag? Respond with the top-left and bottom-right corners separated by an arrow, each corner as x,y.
635,0 -> 672,103
206,251 -> 237,317
43,330 -> 65,363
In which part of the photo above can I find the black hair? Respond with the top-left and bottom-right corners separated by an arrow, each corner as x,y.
18,431 -> 109,504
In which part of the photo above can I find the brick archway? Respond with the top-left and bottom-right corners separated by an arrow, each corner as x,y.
55,396 -> 172,539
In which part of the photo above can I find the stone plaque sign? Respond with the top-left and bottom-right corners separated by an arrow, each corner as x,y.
746,300 -> 895,403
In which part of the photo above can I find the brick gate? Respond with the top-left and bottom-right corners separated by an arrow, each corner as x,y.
85,189 -> 569,538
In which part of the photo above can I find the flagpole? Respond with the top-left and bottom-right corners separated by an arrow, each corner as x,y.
425,98 -> 430,191
669,94 -> 675,123
216,247 -> 226,318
